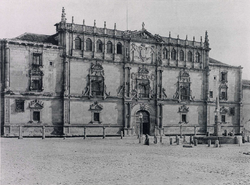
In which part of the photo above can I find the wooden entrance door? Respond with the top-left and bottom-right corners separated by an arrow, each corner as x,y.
136,110 -> 150,135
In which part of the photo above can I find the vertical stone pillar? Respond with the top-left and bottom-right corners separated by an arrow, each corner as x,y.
103,127 -> 105,139
208,139 -> 211,147
120,131 -> 123,139
103,37 -> 106,60
124,66 -> 131,98
157,69 -> 162,99
18,126 -> 23,139
180,125 -> 183,138
42,126 -> 45,139
238,68 -> 243,134
127,103 -> 131,128
84,127 -> 86,139
157,103 -> 162,129
4,42 -> 10,90
63,58 -> 70,125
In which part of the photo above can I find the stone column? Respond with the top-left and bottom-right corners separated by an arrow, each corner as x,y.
157,69 -> 162,99
124,102 -> 131,129
4,42 -> 10,90
124,66 -> 131,97
63,58 -> 70,125
157,103 -> 162,129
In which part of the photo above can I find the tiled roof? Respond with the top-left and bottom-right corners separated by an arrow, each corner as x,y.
209,58 -> 232,67
13,33 -> 58,45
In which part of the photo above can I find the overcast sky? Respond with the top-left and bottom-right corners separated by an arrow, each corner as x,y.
1,0 -> 250,79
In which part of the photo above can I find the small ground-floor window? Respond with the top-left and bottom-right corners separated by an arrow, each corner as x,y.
33,111 -> 40,122
182,114 -> 187,122
221,115 -> 226,123
94,112 -> 100,122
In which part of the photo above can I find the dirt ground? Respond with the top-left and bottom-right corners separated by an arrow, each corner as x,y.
1,136 -> 250,185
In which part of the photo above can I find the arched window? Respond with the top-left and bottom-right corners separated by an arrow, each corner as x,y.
163,48 -> 168,59
75,37 -> 81,50
188,51 -> 193,62
195,52 -> 201,63
180,50 -> 184,61
107,41 -> 112,53
96,40 -> 103,53
86,38 -> 92,51
171,48 -> 177,60
117,42 -> 122,54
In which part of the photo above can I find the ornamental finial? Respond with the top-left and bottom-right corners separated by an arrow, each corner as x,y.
142,22 -> 145,30
61,7 -> 66,22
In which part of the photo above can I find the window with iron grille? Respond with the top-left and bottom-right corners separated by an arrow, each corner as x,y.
31,79 -> 42,91
33,111 -> 40,122
221,115 -> 226,123
91,77 -> 104,96
16,100 -> 25,112
94,112 -> 100,122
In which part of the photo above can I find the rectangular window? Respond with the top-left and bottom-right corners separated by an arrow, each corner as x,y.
16,100 -> 24,112
33,53 -> 42,66
31,79 -> 42,91
221,72 -> 227,82
221,115 -> 226,122
221,91 -> 226,100
182,114 -> 187,122
94,113 -> 100,122
230,107 -> 235,116
91,78 -> 103,96
209,91 -> 213,98
33,111 -> 40,122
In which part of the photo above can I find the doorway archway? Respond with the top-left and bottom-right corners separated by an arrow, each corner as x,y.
136,110 -> 150,135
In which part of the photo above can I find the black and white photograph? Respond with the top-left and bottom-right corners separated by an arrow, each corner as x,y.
1,0 -> 250,184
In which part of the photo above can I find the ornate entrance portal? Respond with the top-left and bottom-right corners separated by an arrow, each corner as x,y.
136,110 -> 150,135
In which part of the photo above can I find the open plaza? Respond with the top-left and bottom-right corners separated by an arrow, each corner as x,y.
1,136 -> 250,185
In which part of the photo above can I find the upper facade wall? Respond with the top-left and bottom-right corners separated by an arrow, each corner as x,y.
4,43 -> 63,95
208,65 -> 241,102
57,22 -> 209,70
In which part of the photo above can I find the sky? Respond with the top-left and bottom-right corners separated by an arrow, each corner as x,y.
1,0 -> 250,79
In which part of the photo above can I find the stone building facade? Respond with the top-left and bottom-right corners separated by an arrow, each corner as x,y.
0,8 -> 247,137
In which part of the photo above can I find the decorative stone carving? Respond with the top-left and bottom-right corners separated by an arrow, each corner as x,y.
140,103 -> 146,110
83,62 -> 110,99
117,85 -> 125,96
220,106 -> 228,114
29,99 -> 44,109
178,104 -> 189,113
162,88 -> 167,99
129,66 -> 156,100
90,101 -> 103,111
173,70 -> 195,101
131,43 -> 155,63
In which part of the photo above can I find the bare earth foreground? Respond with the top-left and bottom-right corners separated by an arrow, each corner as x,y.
1,137 -> 250,185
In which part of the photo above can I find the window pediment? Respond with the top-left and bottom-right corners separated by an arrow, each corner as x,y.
178,104 -> 189,113
90,101 -> 103,111
29,99 -> 44,109
220,106 -> 228,114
